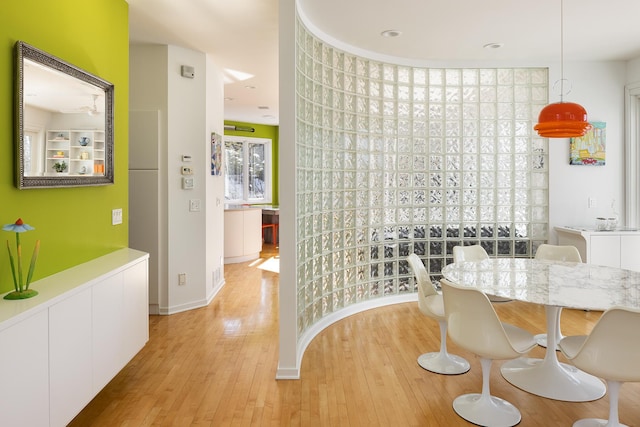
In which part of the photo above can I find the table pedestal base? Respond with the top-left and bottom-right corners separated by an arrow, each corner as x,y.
501,357 -> 606,402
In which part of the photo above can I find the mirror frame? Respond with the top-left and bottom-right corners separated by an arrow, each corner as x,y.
15,41 -> 114,189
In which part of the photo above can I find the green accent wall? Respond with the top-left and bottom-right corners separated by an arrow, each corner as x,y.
224,120 -> 280,205
0,0 -> 129,293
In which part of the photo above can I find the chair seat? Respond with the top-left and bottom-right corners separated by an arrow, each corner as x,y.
423,294 -> 444,319
557,335 -> 587,359
503,323 -> 537,353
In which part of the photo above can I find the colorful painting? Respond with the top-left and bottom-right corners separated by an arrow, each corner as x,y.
570,122 -> 606,166
211,132 -> 222,175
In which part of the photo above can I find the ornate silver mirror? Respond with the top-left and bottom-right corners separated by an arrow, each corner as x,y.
16,41 -> 114,188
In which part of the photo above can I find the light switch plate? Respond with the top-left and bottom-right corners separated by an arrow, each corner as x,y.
182,177 -> 194,189
112,208 -> 123,225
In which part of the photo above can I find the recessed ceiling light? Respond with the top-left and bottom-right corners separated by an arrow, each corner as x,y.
380,29 -> 402,38
224,97 -> 234,101
245,85 -> 256,89
483,42 -> 504,50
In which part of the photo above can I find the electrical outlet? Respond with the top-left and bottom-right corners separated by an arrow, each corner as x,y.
112,208 -> 123,225
178,273 -> 187,286
189,199 -> 201,212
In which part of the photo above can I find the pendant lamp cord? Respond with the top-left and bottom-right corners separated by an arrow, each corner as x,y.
560,0 -> 564,102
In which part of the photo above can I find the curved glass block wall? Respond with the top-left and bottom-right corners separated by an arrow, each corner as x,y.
295,18 -> 549,336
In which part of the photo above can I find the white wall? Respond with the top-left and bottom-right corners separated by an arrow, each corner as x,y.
129,44 -> 225,314
277,0 -> 298,379
205,55 -> 226,299
129,45 -> 168,313
548,61 -> 627,241
627,58 -> 640,81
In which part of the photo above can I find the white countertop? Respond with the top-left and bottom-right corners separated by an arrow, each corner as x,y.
556,225 -> 640,234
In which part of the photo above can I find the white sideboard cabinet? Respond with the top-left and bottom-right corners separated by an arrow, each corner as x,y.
0,248 -> 149,427
555,226 -> 640,271
224,205 -> 262,264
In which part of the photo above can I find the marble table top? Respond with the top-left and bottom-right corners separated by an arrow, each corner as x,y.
441,258 -> 640,311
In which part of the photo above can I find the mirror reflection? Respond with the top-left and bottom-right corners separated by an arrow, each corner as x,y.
16,41 -> 114,189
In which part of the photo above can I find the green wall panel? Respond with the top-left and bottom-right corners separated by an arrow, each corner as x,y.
0,0 -> 129,293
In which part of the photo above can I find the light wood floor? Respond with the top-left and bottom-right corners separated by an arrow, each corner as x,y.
70,245 -> 640,426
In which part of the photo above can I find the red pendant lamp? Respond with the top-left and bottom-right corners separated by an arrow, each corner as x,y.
534,0 -> 591,138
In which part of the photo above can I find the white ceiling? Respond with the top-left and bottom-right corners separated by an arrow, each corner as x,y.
127,0 -> 640,126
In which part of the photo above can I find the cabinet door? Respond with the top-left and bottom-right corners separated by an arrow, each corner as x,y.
0,311 -> 49,427
49,289 -> 93,427
92,272 -> 125,393
589,235 -> 621,268
621,235 -> 640,271
122,260 -> 149,361
244,209 -> 262,254
224,211 -> 244,257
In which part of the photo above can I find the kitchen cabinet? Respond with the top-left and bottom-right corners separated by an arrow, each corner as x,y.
555,226 -> 640,271
224,205 -> 262,263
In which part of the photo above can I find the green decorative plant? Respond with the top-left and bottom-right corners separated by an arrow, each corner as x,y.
53,160 -> 67,173
3,218 -> 40,300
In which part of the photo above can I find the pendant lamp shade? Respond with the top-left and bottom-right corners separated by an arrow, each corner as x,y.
534,101 -> 592,137
534,0 -> 590,138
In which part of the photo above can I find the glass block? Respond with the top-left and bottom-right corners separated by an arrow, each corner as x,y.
384,208 -> 396,224
413,207 -> 427,222
429,69 -> 444,85
531,205 -> 547,223
497,86 -> 514,103
398,119 -> 411,135
383,279 -> 395,295
369,62 -> 382,80
357,115 -> 369,133
383,64 -> 395,81
497,206 -> 512,222
398,208 -> 411,222
294,25 -> 548,335
383,84 -> 396,100
531,222 -> 548,239
344,210 -> 355,228
531,86 -> 548,103
429,88 -> 443,103
344,54 -> 355,74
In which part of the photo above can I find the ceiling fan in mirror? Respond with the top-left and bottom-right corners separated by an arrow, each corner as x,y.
63,94 -> 102,116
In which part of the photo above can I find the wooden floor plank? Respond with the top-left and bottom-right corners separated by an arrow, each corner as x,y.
70,245 -> 640,426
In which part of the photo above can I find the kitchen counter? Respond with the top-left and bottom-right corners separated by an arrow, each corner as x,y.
555,226 -> 640,271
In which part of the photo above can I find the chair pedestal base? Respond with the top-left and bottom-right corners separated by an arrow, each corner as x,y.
417,352 -> 469,375
453,393 -> 521,427
573,419 -> 628,427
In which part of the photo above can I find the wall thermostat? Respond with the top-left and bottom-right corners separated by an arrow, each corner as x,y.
181,65 -> 195,79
